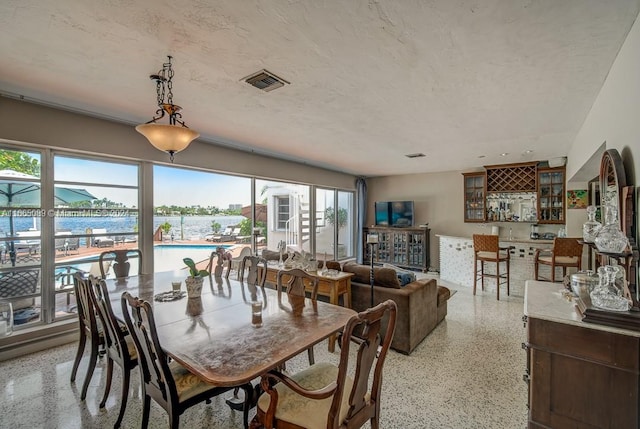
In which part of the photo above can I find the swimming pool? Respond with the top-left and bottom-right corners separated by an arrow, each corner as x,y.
58,243 -> 233,274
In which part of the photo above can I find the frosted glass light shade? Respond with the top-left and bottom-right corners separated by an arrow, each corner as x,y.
135,123 -> 199,153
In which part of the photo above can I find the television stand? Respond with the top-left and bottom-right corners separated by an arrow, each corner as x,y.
364,226 -> 430,272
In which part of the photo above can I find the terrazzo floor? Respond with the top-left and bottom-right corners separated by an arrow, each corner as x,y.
0,277 -> 528,428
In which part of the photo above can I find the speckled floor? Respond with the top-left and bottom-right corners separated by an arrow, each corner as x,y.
0,277 -> 528,429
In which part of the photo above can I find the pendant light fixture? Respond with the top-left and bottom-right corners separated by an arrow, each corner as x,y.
136,56 -> 199,162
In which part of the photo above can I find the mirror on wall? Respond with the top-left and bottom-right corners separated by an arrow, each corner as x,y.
599,149 -> 627,227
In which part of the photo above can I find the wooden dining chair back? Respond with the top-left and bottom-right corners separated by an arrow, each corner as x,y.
534,237 -> 583,282
277,268 -> 319,365
255,299 -> 398,429
70,272 -> 104,401
276,268 -> 319,300
120,292 -> 253,429
238,255 -> 267,286
89,275 -> 137,428
473,234 -> 510,300
99,249 -> 142,278
206,248 -> 232,278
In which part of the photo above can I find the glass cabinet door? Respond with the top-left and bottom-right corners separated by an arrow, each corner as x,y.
537,168 -> 565,224
463,172 -> 486,222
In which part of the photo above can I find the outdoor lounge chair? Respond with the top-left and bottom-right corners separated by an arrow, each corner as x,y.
209,225 -> 235,242
92,228 -> 114,248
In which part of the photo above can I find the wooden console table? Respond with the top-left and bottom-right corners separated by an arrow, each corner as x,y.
261,264 -> 354,352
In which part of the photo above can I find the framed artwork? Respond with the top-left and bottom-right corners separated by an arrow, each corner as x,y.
567,189 -> 588,209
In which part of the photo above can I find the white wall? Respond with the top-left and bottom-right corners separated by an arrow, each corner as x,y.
0,97 -> 357,190
566,14 -> 639,247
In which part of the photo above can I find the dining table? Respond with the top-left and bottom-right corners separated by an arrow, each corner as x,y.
106,270 -> 357,388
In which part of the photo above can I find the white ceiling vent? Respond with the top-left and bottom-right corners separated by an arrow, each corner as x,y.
243,69 -> 290,92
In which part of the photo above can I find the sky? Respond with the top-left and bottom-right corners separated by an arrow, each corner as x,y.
53,156 -> 252,208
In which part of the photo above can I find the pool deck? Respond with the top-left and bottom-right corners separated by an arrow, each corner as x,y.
54,238 -> 252,267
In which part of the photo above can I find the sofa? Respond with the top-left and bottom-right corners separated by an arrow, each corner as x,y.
342,262 -> 450,355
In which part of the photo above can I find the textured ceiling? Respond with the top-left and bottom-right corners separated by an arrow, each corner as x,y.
0,0 -> 638,176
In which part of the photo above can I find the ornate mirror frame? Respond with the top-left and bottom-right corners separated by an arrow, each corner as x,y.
599,148 -> 627,228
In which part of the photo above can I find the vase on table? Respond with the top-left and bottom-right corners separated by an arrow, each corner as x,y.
582,205 -> 602,243
185,276 -> 204,298
590,265 -> 631,312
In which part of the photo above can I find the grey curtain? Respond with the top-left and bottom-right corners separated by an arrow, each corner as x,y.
356,177 -> 367,264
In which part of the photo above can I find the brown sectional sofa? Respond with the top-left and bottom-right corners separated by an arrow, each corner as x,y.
342,262 -> 450,355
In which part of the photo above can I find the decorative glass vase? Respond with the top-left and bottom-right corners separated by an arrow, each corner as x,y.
590,265 -> 631,312
594,205 -> 629,253
582,205 -> 602,243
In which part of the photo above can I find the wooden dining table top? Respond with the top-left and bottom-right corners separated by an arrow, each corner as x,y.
107,270 -> 356,387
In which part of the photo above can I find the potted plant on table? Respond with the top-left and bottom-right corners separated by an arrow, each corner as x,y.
183,258 -> 209,298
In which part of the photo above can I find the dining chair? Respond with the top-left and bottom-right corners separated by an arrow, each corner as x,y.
99,249 -> 143,278
472,234 -> 510,300
70,272 -> 104,401
277,268 -> 319,365
238,255 -> 267,286
206,248 -> 232,278
120,292 -> 254,429
534,237 -> 583,282
253,300 -> 397,429
89,275 -> 137,428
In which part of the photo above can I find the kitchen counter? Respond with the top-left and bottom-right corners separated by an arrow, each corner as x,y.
437,235 -> 558,296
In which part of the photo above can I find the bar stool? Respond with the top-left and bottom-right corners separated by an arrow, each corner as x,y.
534,237 -> 583,282
473,234 -> 511,300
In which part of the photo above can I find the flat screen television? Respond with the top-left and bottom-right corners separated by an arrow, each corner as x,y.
374,201 -> 414,227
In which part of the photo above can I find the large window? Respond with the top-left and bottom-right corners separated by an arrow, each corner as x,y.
153,166 -> 251,271
256,180 -> 310,253
315,188 -> 355,260
53,155 -> 139,321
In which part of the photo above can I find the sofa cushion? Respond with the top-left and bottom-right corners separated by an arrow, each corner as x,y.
343,262 -> 400,289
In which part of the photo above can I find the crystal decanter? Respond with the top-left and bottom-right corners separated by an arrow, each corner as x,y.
594,205 -> 629,253
590,265 -> 631,312
582,205 -> 602,243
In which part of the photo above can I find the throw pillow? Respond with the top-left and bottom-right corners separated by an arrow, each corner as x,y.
397,272 -> 414,287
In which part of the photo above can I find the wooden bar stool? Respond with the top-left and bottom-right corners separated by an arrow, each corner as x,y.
534,237 -> 583,282
473,234 -> 511,300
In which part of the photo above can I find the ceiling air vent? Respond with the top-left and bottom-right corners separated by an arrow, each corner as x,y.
405,153 -> 426,158
243,69 -> 290,92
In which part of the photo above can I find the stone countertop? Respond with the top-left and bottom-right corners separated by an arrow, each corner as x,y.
524,280 -> 640,337
436,234 -> 554,245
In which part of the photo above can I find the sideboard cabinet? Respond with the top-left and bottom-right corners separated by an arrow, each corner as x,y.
524,281 -> 640,428
363,226 -> 430,272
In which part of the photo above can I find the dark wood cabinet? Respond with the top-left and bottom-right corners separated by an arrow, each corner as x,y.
363,226 -> 429,272
537,167 -> 566,224
462,172 -> 486,222
525,282 -> 640,429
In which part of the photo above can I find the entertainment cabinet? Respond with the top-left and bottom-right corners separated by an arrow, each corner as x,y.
363,226 -> 430,272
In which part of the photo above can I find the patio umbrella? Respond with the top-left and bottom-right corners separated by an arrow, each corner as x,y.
241,204 -> 267,223
0,169 -> 97,265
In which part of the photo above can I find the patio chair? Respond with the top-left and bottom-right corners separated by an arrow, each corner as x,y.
210,225 -> 236,242
231,247 -> 253,279
0,269 -> 40,311
120,292 -> 254,429
253,300 -> 398,429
